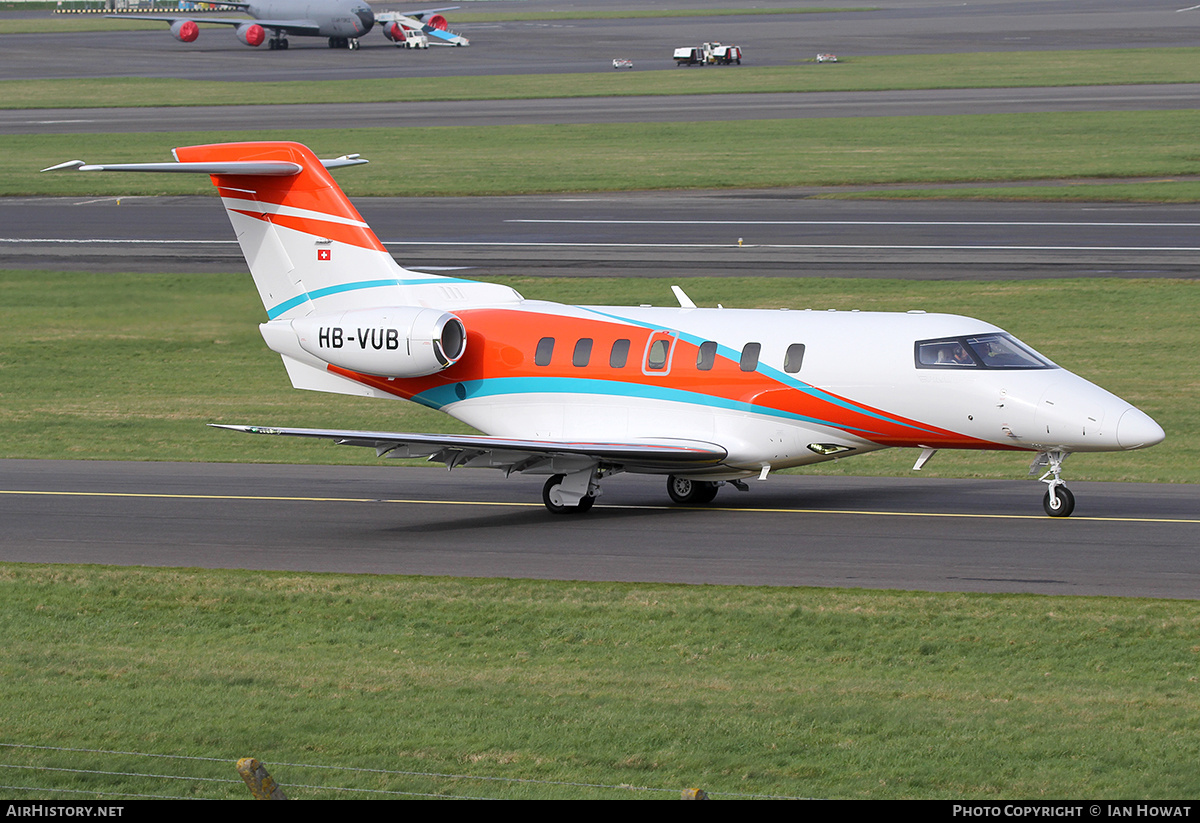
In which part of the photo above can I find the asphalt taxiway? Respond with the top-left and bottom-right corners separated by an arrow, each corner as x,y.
6,0 -> 1199,81
4,194 -> 1198,280
2,0 -> 1195,595
2,460 -> 1197,598
7,84 -> 1200,134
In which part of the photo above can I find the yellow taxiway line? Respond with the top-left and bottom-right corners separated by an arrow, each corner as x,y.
1,488 -> 1196,524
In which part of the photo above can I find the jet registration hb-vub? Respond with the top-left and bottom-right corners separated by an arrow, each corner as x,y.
44,142 -> 1164,517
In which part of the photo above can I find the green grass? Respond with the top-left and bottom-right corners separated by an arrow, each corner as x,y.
7,109 -> 1200,199
2,564 -> 1199,799
3,49 -> 1199,109
1,271 -> 1192,482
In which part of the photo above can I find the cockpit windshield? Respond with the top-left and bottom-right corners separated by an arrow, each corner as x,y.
915,333 -> 1056,370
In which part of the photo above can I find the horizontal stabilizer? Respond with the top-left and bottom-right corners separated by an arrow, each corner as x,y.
42,156 -> 367,176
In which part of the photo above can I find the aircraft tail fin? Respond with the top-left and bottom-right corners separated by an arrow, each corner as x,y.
44,141 -> 519,320
175,142 -> 419,321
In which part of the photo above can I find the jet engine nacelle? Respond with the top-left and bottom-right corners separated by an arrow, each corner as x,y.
292,307 -> 466,378
382,22 -> 405,41
170,20 -> 200,42
235,23 -> 266,47
425,14 -> 448,30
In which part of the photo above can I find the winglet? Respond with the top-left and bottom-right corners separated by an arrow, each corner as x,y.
322,154 -> 369,169
672,285 -> 697,309
40,160 -> 85,172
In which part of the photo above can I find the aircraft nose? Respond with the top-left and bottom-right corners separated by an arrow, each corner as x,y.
356,5 -> 375,31
1116,407 -> 1165,450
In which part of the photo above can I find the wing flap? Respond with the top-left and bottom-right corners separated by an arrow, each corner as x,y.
210,424 -> 728,472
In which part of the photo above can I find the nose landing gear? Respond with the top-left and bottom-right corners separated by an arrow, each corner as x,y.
1033,450 -> 1075,518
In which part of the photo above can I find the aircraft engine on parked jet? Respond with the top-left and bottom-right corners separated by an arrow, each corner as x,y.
235,22 -> 266,47
425,14 -> 448,30
291,307 -> 466,378
169,19 -> 200,42
381,22 -> 406,42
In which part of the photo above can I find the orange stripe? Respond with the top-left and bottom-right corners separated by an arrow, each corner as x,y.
228,207 -> 386,252
176,142 -> 382,247
326,308 -> 1007,449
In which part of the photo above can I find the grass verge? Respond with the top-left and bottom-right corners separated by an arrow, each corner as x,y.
6,110 -> 1200,199
2,49 -> 1199,109
1,271 -> 1192,482
2,564 -> 1199,799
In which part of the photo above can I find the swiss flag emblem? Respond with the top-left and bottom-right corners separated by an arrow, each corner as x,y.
317,249 -> 331,261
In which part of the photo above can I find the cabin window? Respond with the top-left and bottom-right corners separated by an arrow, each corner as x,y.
535,337 -> 555,366
915,334 -> 1055,370
784,343 -> 805,373
642,331 -> 676,375
647,339 -> 670,370
610,339 -> 631,368
573,338 -> 593,367
739,342 -> 761,372
696,340 -> 718,371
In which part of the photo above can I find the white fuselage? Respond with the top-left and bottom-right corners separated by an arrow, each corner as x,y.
248,0 -> 375,37
382,301 -> 1163,477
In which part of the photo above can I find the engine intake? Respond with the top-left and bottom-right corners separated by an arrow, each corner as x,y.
292,307 -> 466,378
170,20 -> 200,42
236,23 -> 266,47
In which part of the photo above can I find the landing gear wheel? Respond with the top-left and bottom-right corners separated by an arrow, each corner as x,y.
542,474 -> 595,514
667,475 -> 720,505
348,38 -> 359,50
1035,450 -> 1075,518
1043,486 -> 1075,518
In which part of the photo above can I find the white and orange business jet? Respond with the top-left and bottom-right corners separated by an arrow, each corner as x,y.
106,3 -> 467,51
44,142 -> 1164,516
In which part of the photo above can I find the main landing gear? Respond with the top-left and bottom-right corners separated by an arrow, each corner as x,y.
1034,450 -> 1076,518
541,472 -> 731,513
542,472 -> 599,514
666,475 -> 720,505
328,37 -> 361,50
267,37 -> 289,50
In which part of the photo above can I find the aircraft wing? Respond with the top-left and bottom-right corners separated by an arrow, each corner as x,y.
400,7 -> 460,18
106,14 -> 323,36
210,424 -> 728,474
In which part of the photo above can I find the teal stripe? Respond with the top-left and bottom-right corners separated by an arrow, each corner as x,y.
265,277 -> 473,319
412,376 -> 903,438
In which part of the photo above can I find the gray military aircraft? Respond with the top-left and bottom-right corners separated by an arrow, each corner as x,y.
108,3 -> 461,51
